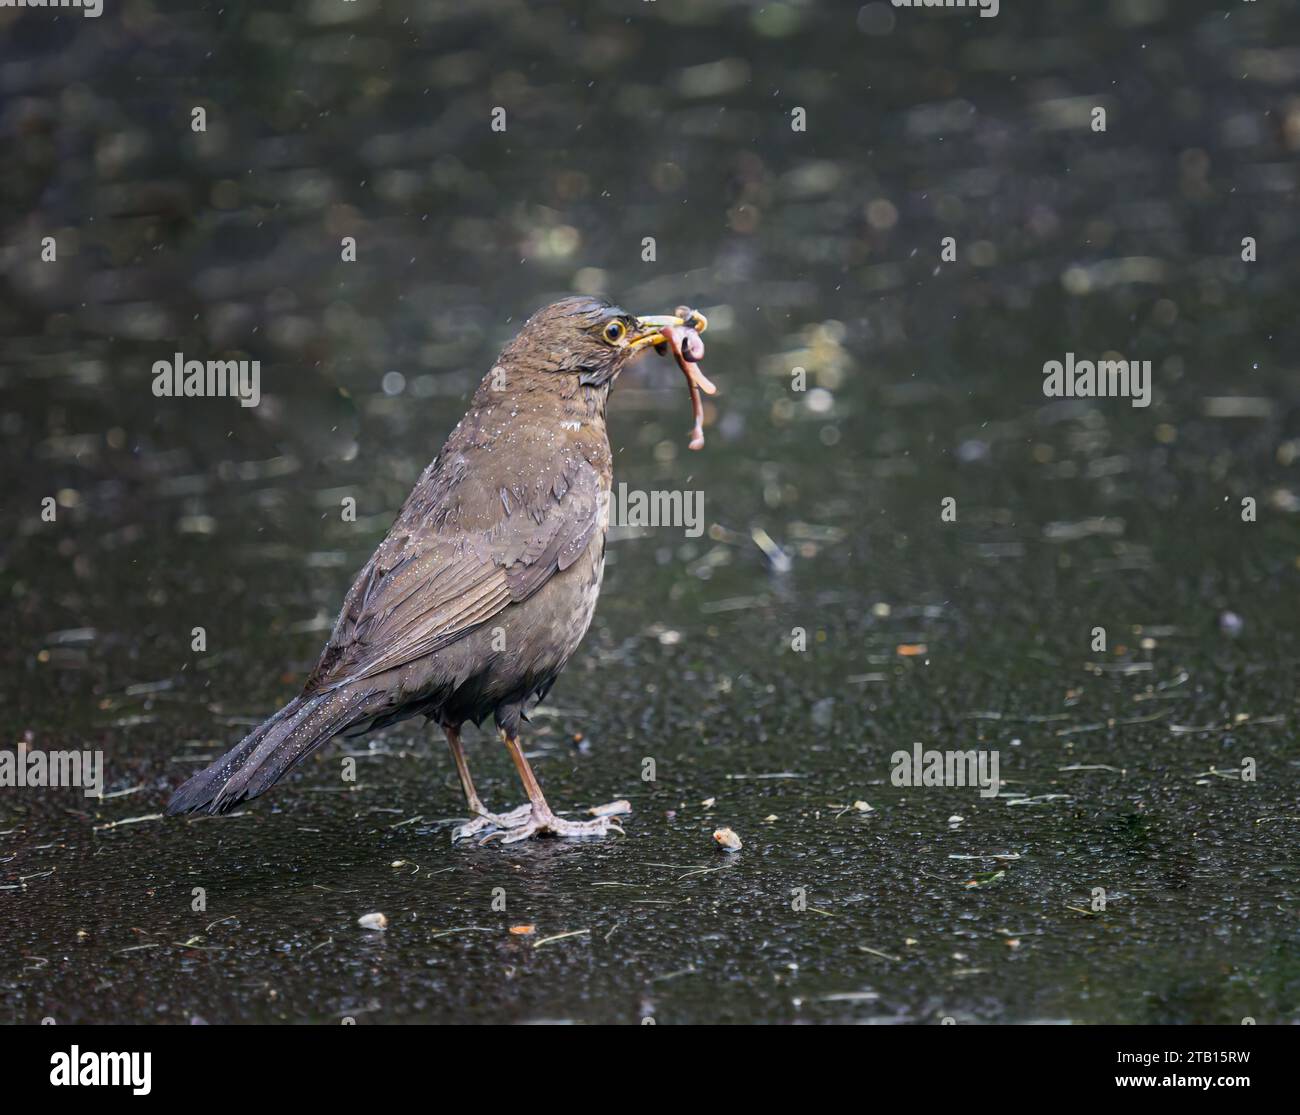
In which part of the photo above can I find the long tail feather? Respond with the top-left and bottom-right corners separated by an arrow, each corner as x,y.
166,688 -> 374,815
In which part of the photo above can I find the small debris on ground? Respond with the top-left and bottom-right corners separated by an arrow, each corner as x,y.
713,827 -> 743,851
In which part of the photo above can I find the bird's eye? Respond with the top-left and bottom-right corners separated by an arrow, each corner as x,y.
602,320 -> 627,344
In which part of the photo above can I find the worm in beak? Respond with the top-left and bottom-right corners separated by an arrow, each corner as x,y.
631,307 -> 716,450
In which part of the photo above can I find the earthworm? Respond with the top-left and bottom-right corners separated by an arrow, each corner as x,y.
658,306 -> 716,450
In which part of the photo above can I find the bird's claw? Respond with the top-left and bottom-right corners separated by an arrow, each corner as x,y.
451,803 -> 533,842
478,808 -> 629,845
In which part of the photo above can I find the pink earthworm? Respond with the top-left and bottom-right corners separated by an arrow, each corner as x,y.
657,306 -> 716,450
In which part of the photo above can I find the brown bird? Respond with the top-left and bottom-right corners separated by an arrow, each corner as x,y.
166,297 -> 710,843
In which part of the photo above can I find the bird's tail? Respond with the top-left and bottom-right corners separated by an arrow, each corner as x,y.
166,686 -> 374,816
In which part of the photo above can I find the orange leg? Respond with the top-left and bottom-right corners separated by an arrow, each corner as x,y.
443,725 -> 531,841
479,729 -> 630,844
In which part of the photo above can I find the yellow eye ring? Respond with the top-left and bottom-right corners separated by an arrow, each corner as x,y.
603,320 -> 627,344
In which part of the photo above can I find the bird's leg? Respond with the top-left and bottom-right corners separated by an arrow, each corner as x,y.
443,725 -> 531,841
480,729 -> 630,844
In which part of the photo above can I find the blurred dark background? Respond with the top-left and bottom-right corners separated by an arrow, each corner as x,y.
1,0 -> 1298,1025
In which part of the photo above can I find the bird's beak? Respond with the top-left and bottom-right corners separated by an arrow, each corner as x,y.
626,310 -> 715,396
626,309 -> 709,353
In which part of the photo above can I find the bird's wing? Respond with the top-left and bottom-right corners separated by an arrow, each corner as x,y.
304,450 -> 604,692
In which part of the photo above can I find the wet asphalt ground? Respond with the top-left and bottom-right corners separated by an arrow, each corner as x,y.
2,1 -> 1298,1023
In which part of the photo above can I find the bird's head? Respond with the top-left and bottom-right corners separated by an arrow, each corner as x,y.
500,296 -> 706,391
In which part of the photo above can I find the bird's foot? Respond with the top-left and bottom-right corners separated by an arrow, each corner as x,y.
451,803 -> 533,842
480,801 -> 631,845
